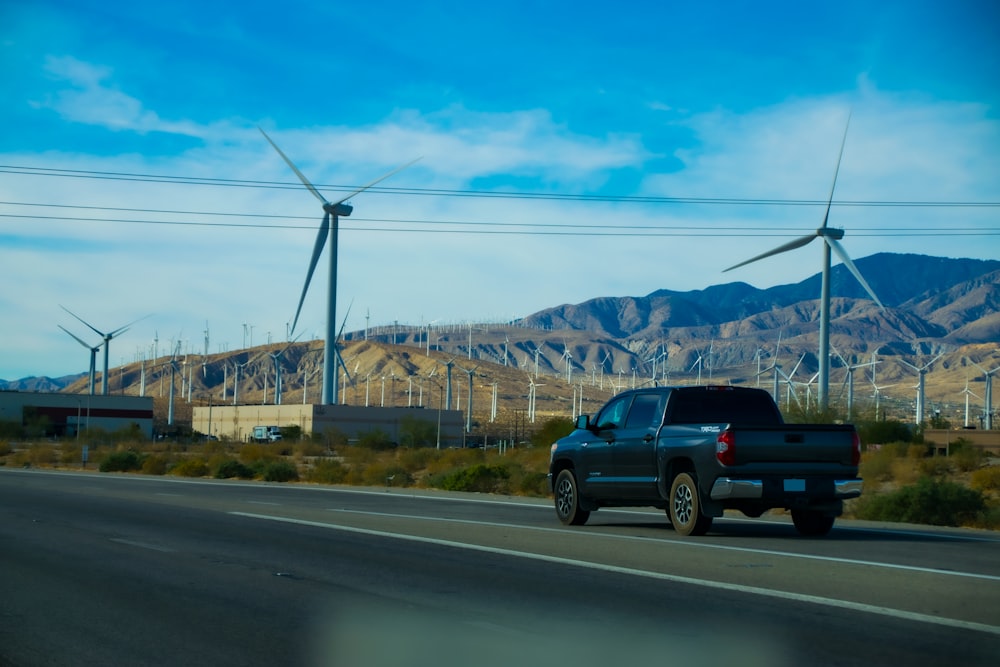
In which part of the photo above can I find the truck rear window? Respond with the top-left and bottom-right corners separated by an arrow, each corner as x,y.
666,388 -> 782,426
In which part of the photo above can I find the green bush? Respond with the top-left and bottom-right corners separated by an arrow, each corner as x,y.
857,420 -> 914,446
261,460 -> 299,482
100,450 -> 144,472
214,458 -> 255,479
433,463 -> 510,494
854,477 -> 986,527
357,428 -> 395,451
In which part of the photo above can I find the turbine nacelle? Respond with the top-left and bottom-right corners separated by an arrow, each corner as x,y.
324,202 -> 354,217
818,226 -> 845,240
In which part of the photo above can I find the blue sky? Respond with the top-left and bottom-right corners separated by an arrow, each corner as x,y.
2,0 -> 998,379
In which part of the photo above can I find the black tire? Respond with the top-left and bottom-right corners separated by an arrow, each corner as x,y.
669,472 -> 712,536
554,469 -> 590,526
791,509 -> 835,536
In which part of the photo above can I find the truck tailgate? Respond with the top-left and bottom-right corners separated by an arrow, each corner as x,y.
726,424 -> 858,466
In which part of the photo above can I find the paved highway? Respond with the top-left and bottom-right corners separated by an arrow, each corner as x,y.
1,468 -> 998,666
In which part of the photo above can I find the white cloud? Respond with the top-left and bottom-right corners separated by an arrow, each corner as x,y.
3,65 -> 999,379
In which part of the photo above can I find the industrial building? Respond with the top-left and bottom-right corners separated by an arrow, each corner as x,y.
192,403 -> 468,447
0,390 -> 154,439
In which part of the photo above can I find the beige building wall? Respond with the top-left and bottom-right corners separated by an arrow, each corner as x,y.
193,403 -> 467,447
923,429 -> 1000,455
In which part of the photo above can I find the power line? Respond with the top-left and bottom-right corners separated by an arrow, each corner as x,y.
2,165 -> 999,207
2,211 -> 996,237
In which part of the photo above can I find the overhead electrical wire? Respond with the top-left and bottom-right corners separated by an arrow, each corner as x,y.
1,209 -> 995,237
2,164 -> 999,207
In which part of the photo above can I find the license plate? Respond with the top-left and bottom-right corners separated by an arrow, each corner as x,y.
783,479 -> 806,492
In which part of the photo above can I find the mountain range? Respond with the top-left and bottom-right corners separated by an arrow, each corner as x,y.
5,253 -> 1000,421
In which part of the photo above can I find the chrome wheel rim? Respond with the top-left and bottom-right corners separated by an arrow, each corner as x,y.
556,476 -> 574,517
673,484 -> 693,525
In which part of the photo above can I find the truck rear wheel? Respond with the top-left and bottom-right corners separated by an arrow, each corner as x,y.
554,469 -> 590,526
791,509 -> 835,536
669,472 -> 712,536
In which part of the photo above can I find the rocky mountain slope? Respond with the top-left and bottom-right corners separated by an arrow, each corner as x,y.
6,253 -> 1000,427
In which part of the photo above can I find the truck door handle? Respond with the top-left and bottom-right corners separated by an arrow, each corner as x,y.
642,434 -> 654,443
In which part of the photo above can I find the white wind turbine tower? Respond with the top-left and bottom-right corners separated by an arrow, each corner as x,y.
724,116 -> 885,412
61,306 -> 149,396
59,326 -> 100,396
961,376 -> 981,428
259,127 -> 419,405
459,363 -> 480,433
900,353 -> 943,425
560,341 -> 573,384
689,350 -> 704,386
968,357 -> 1000,430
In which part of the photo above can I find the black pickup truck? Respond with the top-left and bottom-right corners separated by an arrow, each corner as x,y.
548,385 -> 863,536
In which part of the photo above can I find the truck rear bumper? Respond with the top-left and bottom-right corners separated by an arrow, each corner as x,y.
710,477 -> 863,500
710,478 -> 763,500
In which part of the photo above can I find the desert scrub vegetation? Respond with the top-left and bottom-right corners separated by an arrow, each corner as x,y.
850,439 -> 999,529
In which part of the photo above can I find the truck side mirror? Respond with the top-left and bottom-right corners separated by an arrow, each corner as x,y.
575,414 -> 591,431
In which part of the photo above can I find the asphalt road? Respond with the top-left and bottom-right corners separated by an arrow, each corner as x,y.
1,468 -> 998,667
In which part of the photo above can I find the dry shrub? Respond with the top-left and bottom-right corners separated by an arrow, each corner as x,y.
889,458 -> 921,485
970,466 -> 1000,493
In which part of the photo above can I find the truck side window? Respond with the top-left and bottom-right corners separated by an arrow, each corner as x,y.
595,395 -> 631,430
624,393 -> 662,429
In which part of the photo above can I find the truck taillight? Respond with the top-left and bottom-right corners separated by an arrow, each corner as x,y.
716,430 -> 736,466
851,432 -> 862,466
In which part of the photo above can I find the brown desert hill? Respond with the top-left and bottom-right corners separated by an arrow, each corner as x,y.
45,253 -> 1000,430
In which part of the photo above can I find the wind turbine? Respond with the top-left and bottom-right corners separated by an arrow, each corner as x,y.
436,356 -> 458,410
967,357 -> 1000,430
259,127 -> 419,405
560,340 -> 573,384
689,350 -> 704,386
723,116 -> 885,412
899,353 -> 943,425
961,376 -> 981,428
59,326 -> 100,395
831,346 -> 877,421
61,306 -> 149,396
459,363 -> 480,433
268,335 -> 302,406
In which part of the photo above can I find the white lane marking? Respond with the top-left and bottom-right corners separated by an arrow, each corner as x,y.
109,538 -> 175,553
231,511 -> 1000,637
325,508 -> 1000,582
246,501 -> 282,506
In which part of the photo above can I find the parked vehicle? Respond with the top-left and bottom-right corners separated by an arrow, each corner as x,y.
251,425 -> 283,443
548,385 -> 862,536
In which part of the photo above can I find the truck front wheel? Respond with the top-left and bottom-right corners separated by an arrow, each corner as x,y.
554,469 -> 590,526
791,509 -> 835,536
669,472 -> 712,536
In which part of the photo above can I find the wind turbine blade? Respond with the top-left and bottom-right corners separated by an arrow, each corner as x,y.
60,304 -> 103,337
331,157 -> 422,206
259,127 -> 329,205
336,298 -> 354,342
723,233 -> 816,272
110,314 -> 152,338
821,113 -> 851,230
291,212 -> 330,333
825,236 -> 885,309
59,325 -> 92,349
